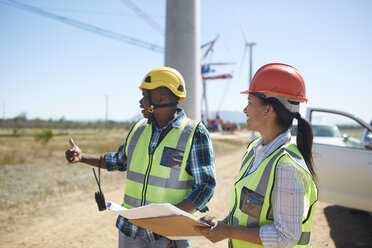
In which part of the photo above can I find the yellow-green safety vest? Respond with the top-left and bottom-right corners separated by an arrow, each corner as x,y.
123,118 -> 199,209
228,140 -> 318,248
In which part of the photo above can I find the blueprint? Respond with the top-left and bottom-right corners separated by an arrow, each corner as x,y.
106,201 -> 210,240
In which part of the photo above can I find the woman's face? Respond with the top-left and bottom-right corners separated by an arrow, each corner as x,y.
243,94 -> 267,131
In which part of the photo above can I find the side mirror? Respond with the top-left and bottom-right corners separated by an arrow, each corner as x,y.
364,141 -> 372,150
362,131 -> 372,150
342,134 -> 349,142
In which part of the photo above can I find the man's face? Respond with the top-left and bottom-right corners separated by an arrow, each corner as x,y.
139,90 -> 151,118
139,89 -> 164,118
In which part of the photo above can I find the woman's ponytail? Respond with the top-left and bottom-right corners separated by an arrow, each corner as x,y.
296,115 -> 317,182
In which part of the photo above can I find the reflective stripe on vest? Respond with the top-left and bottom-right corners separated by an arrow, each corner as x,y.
126,119 -> 147,169
228,232 -> 310,248
124,118 -> 198,208
229,141 -> 317,248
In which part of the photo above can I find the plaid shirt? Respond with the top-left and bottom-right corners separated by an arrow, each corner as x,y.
105,108 -> 216,241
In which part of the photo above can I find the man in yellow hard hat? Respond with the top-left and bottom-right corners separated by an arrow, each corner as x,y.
65,67 -> 216,248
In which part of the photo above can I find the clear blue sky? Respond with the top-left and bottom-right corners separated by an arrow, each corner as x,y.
1,0 -> 371,122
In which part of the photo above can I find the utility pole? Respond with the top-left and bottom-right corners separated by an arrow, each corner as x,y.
165,0 -> 201,121
2,102 -> 5,120
105,95 -> 109,122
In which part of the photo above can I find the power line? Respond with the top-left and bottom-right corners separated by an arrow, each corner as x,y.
0,0 -> 164,53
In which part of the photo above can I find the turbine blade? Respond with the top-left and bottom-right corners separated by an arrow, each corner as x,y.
237,13 -> 249,44
237,45 -> 248,83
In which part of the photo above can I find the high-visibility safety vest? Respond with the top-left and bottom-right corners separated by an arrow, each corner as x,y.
228,140 -> 318,248
123,117 -> 199,209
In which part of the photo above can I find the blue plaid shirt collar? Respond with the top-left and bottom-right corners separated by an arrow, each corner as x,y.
152,108 -> 185,131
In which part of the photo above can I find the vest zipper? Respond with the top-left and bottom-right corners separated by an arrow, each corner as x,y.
140,126 -> 156,207
141,154 -> 153,206
228,169 -> 247,248
228,183 -> 238,225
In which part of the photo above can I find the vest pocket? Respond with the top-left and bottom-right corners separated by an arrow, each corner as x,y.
239,186 -> 264,219
160,147 -> 184,169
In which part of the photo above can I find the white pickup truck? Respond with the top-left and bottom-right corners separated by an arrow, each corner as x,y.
301,108 -> 372,212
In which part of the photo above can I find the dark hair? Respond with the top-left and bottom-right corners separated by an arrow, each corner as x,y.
254,93 -> 317,181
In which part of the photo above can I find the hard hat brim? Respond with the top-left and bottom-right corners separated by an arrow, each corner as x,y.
240,90 -> 308,103
139,85 -> 186,102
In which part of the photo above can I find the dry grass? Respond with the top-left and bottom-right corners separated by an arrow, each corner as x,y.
0,128 -> 249,166
0,128 -> 131,208
212,138 -> 248,155
0,128 -> 129,166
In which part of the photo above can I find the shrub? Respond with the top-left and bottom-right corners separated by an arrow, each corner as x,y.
33,129 -> 54,144
12,128 -> 20,136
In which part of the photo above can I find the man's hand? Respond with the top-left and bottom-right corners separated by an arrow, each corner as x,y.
65,138 -> 82,163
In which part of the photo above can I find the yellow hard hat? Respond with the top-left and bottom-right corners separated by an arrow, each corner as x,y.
139,67 -> 186,102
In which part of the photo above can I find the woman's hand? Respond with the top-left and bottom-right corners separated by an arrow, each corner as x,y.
193,220 -> 230,243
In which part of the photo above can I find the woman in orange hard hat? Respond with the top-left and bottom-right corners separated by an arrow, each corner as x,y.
194,63 -> 318,248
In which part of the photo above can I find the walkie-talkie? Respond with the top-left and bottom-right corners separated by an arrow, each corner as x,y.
92,158 -> 106,211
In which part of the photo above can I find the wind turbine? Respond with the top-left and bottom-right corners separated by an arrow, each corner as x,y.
238,16 -> 257,139
238,16 -> 256,88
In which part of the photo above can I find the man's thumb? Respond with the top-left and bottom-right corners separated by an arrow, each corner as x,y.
69,138 -> 76,148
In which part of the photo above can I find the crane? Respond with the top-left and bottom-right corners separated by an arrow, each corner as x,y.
0,0 -> 164,53
200,36 -> 234,123
121,0 -> 164,36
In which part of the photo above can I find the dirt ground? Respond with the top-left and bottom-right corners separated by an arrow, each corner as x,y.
1,134 -> 371,248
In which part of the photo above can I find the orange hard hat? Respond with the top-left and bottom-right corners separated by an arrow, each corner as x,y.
241,63 -> 308,102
